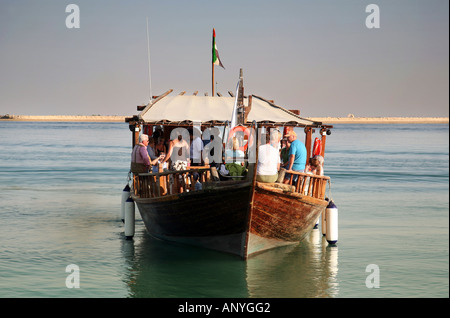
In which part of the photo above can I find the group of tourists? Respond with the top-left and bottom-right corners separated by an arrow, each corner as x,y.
130,127 -> 203,175
256,129 -> 324,185
130,126 -> 324,185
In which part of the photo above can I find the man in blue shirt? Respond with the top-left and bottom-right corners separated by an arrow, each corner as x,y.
283,130 -> 307,184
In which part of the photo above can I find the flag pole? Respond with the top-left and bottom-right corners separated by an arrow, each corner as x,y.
212,62 -> 215,97
212,28 -> 224,97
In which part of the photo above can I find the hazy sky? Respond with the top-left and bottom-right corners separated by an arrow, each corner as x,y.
0,0 -> 448,117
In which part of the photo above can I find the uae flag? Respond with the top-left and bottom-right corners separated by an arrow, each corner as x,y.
212,28 -> 225,69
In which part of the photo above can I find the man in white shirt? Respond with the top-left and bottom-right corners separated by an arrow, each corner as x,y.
256,132 -> 280,183
190,128 -> 204,166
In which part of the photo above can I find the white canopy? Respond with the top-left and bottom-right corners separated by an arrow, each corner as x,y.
139,93 -> 322,127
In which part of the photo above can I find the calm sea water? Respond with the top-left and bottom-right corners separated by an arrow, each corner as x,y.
0,122 -> 448,298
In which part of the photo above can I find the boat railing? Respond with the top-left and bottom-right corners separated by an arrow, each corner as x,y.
133,166 -> 212,198
133,165 -> 329,200
283,170 -> 330,199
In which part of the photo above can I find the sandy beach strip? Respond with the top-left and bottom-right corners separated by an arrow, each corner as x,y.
306,117 -> 449,124
0,115 -> 127,122
0,115 -> 448,124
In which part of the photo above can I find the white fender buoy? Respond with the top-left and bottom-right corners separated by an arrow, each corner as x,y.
121,184 -> 130,222
124,196 -> 135,240
325,200 -> 338,245
313,217 -> 320,229
321,209 -> 327,236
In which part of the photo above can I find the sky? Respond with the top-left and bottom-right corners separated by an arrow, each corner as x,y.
0,0 -> 448,117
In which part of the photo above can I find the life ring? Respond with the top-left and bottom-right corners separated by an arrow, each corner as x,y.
313,137 -> 322,156
228,125 -> 254,152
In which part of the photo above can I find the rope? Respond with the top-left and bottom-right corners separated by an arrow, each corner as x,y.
327,179 -> 333,202
127,170 -> 132,187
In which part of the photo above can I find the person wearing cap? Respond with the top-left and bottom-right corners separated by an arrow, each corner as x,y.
283,130 -> 307,184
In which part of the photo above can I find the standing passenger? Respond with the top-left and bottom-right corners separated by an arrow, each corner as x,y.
155,137 -> 167,156
256,133 -> 280,183
163,131 -> 190,170
147,137 -> 158,161
190,128 -> 204,166
131,134 -> 151,174
283,130 -> 307,184
280,138 -> 291,169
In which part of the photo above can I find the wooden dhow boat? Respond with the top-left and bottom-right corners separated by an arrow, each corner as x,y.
125,71 -> 333,259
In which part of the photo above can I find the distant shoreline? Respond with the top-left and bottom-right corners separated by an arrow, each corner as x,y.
307,117 -> 449,124
0,115 -> 127,122
0,115 -> 448,124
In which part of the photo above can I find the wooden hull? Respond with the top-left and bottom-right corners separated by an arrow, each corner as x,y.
133,181 -> 253,258
248,183 -> 328,257
133,180 -> 327,259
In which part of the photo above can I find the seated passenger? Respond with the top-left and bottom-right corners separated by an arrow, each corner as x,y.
256,133 -> 280,183
225,137 -> 245,165
305,155 -> 324,176
225,162 -> 246,178
192,172 -> 202,191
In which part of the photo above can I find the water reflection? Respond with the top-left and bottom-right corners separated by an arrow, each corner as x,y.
121,231 -> 248,298
121,228 -> 339,298
246,229 -> 339,298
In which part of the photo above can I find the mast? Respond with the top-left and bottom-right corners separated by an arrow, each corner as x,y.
230,69 -> 243,128
237,68 -> 244,126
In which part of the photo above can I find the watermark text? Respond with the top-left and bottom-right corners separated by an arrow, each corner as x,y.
65,264 -> 80,288
365,264 -> 380,288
